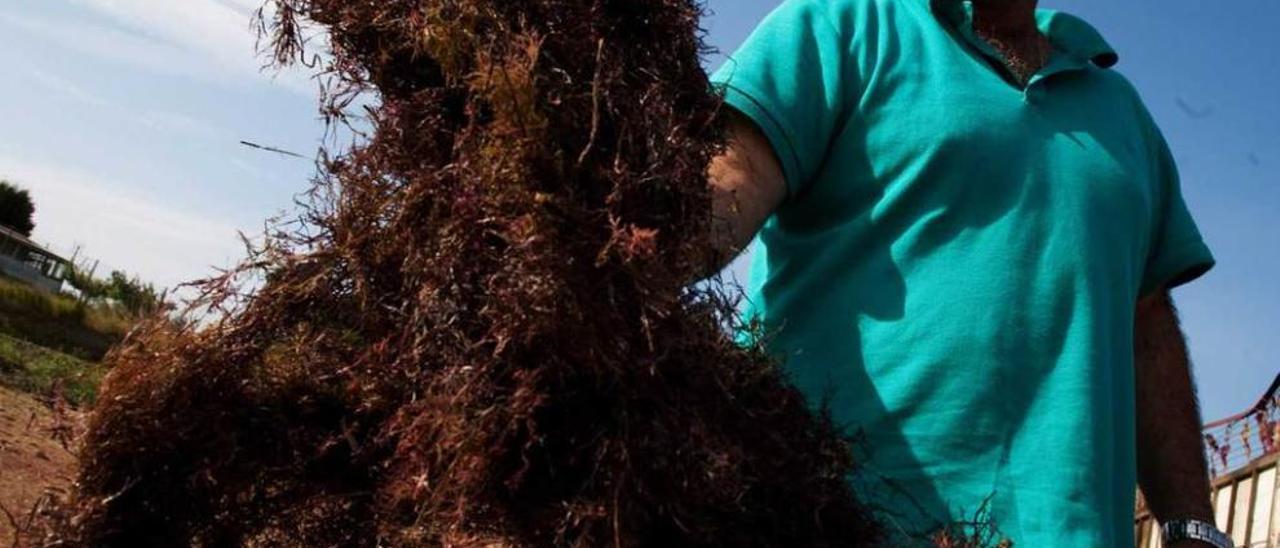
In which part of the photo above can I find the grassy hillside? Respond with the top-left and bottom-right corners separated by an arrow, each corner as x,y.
0,331 -> 105,406
0,276 -> 131,360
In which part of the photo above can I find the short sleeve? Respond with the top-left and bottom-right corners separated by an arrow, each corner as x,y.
1139,134 -> 1215,297
709,0 -> 853,196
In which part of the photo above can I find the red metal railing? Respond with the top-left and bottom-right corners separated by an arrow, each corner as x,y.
1202,374 -> 1280,479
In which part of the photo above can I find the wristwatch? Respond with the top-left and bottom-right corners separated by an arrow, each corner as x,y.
1160,519 -> 1233,548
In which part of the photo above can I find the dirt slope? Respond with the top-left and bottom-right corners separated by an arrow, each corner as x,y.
0,386 -> 78,543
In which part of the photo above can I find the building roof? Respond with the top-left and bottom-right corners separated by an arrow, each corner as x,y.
0,224 -> 70,264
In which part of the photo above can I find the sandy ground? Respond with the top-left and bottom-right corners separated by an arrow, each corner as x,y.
0,385 -> 79,543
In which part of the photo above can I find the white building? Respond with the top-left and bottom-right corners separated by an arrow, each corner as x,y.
0,224 -> 70,293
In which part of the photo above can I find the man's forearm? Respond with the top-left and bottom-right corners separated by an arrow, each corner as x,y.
1134,290 -> 1214,524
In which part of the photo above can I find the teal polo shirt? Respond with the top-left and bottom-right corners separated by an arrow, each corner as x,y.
711,0 -> 1214,545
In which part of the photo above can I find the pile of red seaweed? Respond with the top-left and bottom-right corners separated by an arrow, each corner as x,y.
38,1 -> 882,545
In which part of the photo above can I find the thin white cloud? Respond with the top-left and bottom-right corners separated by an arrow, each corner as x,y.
11,52 -> 233,143
72,0 -> 315,93
136,108 -> 233,141
0,11 -> 203,82
72,0 -> 254,62
1,1 -> 313,95
26,67 -> 111,108
228,157 -> 267,178
0,155 -> 249,291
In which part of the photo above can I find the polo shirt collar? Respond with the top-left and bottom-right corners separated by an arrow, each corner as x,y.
930,0 -> 1119,69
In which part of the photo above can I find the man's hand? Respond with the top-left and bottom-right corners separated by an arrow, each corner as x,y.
702,110 -> 787,278
1134,290 -> 1215,527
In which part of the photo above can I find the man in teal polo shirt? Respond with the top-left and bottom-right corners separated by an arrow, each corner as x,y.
706,0 -> 1220,545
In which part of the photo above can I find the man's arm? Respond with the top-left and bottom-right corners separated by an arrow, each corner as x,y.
1135,290 -> 1216,544
703,111 -> 787,278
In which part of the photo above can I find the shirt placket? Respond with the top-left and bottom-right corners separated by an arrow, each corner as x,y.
946,1 -> 1092,103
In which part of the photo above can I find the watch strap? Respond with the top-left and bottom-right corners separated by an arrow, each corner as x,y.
1160,518 -> 1233,548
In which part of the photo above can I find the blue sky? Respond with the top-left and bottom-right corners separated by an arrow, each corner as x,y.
0,0 -> 1274,420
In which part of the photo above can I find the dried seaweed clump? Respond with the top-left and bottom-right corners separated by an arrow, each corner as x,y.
43,1 -> 881,546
